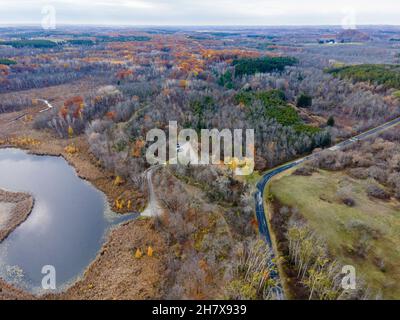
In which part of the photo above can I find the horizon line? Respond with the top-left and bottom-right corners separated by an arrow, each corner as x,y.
1,23 -> 400,28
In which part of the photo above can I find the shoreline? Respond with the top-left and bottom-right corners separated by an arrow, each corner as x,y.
0,137 -> 148,214
0,189 -> 36,300
0,189 -> 34,243
0,139 -> 163,300
45,218 -> 167,300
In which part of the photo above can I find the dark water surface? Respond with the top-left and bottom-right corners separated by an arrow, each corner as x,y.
0,148 -> 136,294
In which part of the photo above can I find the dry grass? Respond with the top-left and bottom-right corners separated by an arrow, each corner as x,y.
269,169 -> 400,299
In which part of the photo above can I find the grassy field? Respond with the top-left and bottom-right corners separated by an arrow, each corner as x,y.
269,169 -> 400,299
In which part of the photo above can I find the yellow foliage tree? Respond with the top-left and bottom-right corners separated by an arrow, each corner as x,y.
147,246 -> 153,257
114,175 -> 124,186
179,79 -> 188,89
64,144 -> 79,154
115,198 -> 124,210
134,248 -> 142,259
229,158 -> 239,171
68,126 -> 74,138
132,139 -> 145,158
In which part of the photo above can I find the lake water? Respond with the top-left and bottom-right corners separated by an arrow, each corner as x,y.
0,148 -> 136,294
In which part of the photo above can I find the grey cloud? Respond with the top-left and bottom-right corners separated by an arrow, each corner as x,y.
0,0 -> 399,25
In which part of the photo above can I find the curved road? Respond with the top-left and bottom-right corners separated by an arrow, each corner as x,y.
254,116 -> 400,298
5,98 -> 399,297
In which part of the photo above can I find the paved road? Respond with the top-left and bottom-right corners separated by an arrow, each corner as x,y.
254,115 -> 400,298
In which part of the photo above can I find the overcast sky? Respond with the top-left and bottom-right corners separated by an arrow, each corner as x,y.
1,0 -> 399,26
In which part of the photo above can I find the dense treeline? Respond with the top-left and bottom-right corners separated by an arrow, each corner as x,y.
66,39 -> 95,46
0,39 -> 58,48
233,56 -> 298,76
96,35 -> 151,42
0,37 -> 150,49
0,58 -> 17,65
327,64 -> 400,89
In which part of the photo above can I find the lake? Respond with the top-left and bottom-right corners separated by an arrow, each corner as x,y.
0,148 -> 136,294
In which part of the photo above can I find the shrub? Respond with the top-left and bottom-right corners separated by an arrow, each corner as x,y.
296,93 -> 313,108
316,150 -> 348,170
342,197 -> 356,207
367,166 -> 387,184
366,184 -> 390,200
293,165 -> 315,176
294,124 -> 321,135
348,168 -> 369,180
218,70 -> 234,89
393,91 -> 400,100
345,219 -> 381,257
337,185 -> 356,207
265,105 -> 301,126
327,116 -> 335,127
